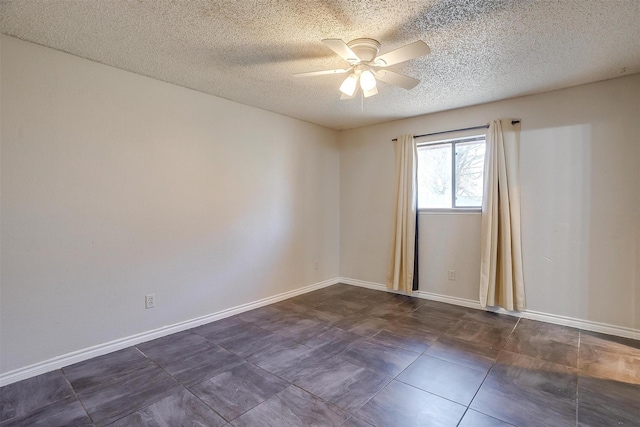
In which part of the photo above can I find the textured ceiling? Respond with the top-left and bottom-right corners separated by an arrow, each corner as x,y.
1,0 -> 639,130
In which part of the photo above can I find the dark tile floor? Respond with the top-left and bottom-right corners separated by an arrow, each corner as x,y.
2,283 -> 639,426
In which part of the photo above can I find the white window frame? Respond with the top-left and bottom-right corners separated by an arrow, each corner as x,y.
417,134 -> 486,212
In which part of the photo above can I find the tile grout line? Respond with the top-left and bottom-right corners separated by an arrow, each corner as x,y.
413,330 -> 478,427
321,298 -> 523,425
0,369 -> 97,426
201,294 -> 374,424
153,328 -> 289,424
305,329 -> 401,418
188,318 -> 336,424
454,360 -> 494,425
60,368 -> 96,426
371,314 -> 473,425
132,345 -> 230,426
238,326 -> 383,422
456,315 -> 522,426
258,307 -> 411,424
192,311 -> 366,424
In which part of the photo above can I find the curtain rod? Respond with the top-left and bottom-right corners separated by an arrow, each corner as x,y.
391,120 -> 520,141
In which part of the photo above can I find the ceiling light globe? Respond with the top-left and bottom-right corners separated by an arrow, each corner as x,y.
360,70 -> 377,91
340,74 -> 358,96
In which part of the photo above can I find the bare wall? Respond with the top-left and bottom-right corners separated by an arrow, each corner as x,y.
339,74 -> 640,330
0,35 -> 340,373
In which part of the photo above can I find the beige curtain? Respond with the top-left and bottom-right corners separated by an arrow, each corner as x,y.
480,120 -> 525,311
387,134 -> 417,294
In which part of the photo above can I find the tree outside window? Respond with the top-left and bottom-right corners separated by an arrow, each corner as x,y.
417,136 -> 485,209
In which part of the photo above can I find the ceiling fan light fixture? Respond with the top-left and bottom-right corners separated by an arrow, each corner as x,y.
360,69 -> 377,91
340,73 -> 358,96
363,86 -> 378,98
296,37 -> 431,100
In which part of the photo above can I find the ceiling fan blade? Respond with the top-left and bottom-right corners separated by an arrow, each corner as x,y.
322,39 -> 360,63
375,70 -> 420,90
374,40 -> 430,67
363,86 -> 378,98
293,68 -> 350,78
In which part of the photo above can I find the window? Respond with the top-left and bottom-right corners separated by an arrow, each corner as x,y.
417,135 -> 486,209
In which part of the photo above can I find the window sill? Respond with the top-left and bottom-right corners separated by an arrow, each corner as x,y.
418,208 -> 481,215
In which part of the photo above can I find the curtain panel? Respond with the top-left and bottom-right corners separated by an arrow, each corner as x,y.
387,134 -> 418,294
480,119 -> 525,311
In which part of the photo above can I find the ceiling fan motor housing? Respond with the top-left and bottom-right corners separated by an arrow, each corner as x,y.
347,38 -> 381,63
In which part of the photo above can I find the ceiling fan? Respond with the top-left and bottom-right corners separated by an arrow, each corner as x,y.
293,38 -> 431,99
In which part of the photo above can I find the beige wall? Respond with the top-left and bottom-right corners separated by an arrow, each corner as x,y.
2,33 -> 639,376
340,74 -> 640,330
0,35 -> 340,373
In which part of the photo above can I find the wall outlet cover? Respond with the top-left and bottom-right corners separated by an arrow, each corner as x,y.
145,294 -> 155,309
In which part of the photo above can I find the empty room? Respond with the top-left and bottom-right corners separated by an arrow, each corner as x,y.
0,1 -> 639,426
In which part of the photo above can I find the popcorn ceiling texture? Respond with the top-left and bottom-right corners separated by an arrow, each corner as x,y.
1,0 -> 639,130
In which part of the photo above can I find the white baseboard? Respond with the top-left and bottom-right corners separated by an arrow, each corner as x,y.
0,278 -> 340,387
336,277 -> 387,292
338,277 -> 640,341
4,276 -> 638,387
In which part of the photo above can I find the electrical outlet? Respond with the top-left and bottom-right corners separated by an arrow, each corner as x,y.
314,260 -> 320,270
145,294 -> 155,309
448,270 -> 456,281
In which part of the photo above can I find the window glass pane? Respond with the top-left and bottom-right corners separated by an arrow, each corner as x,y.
455,141 -> 485,207
417,144 -> 452,209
